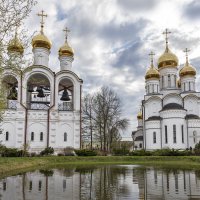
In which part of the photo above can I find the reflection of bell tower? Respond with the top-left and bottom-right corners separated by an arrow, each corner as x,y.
58,27 -> 74,71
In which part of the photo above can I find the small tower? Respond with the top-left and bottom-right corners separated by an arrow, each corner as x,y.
179,48 -> 196,92
158,29 -> 179,90
145,51 -> 160,94
7,26 -> 24,57
58,27 -> 74,71
32,10 -> 51,67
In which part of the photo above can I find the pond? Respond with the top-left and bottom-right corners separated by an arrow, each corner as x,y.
0,165 -> 200,200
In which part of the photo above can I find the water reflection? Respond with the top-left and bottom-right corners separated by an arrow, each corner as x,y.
0,165 -> 200,200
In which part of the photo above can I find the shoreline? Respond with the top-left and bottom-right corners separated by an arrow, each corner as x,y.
1,156 -> 200,178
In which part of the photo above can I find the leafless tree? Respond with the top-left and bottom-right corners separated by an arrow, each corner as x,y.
82,86 -> 129,153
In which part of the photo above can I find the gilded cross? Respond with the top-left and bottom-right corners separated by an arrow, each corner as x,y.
37,10 -> 47,33
183,48 -> 190,63
63,27 -> 70,42
149,51 -> 155,66
162,28 -> 171,46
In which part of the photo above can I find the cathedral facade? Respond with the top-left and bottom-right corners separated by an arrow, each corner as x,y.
133,29 -> 200,150
0,11 -> 82,153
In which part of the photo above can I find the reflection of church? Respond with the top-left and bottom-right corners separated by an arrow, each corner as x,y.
133,29 -> 200,150
0,11 -> 82,153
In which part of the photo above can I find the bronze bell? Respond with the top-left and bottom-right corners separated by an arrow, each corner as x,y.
37,87 -> 45,98
60,88 -> 70,101
7,87 -> 17,100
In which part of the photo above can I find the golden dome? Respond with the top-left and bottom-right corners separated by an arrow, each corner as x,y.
137,110 -> 142,120
145,64 -> 160,80
7,37 -> 24,55
59,41 -> 74,57
32,32 -> 51,50
179,61 -> 196,77
158,47 -> 178,69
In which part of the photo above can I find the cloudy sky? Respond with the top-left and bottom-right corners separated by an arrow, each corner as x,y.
24,0 -> 200,137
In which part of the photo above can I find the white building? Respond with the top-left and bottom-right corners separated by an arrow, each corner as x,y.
0,11 -> 83,153
134,29 -> 200,150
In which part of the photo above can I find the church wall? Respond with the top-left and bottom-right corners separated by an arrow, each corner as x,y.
184,96 -> 198,115
145,120 -> 161,150
163,94 -> 182,106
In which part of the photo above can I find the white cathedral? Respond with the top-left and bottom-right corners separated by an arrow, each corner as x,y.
0,11 -> 82,153
133,29 -> 200,150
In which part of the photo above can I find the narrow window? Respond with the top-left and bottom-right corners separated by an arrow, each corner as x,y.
193,131 -> 196,144
38,180 -> 42,191
157,85 -> 158,93
153,132 -> 156,143
173,125 -> 176,143
162,76 -> 164,88
29,181 -> 32,191
139,143 -> 142,148
165,126 -> 168,143
184,83 -> 186,91
31,132 -> 34,141
40,132 -> 43,141
182,125 -> 184,143
189,82 -> 191,91
64,132 -> 67,142
174,75 -> 176,88
152,84 -> 154,93
5,132 -> 9,141
168,74 -> 171,87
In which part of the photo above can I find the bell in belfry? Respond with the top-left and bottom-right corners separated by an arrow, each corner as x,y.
60,88 -> 70,101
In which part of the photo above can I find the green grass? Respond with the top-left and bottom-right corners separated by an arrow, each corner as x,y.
0,156 -> 200,178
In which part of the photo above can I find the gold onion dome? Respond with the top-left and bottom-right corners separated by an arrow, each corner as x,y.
145,52 -> 160,80
32,33 -> 51,50
59,27 -> 74,57
32,10 -> 51,50
179,60 -> 196,77
137,110 -> 142,120
7,35 -> 24,55
158,29 -> 178,69
59,41 -> 74,57
158,46 -> 178,69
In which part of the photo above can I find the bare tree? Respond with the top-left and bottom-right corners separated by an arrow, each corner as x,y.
82,86 -> 129,153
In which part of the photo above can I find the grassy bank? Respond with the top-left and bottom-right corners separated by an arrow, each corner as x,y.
1,156 -> 200,177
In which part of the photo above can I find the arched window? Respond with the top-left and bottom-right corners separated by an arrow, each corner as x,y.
168,75 -> 171,87
40,132 -> 43,141
31,132 -> 34,141
64,132 -> 67,142
139,143 -> 142,148
5,132 -> 9,141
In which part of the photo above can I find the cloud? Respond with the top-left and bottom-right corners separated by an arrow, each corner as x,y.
184,0 -> 200,20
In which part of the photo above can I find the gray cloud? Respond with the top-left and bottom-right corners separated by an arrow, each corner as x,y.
117,0 -> 158,11
183,0 -> 200,20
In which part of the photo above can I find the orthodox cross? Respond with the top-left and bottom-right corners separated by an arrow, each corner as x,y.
149,51 -> 155,67
63,27 -> 70,42
37,10 -> 47,33
183,48 -> 190,63
163,28 -> 171,47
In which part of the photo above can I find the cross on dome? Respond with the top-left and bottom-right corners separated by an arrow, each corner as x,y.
63,27 -> 70,43
37,10 -> 47,33
183,48 -> 190,64
149,51 -> 155,67
162,28 -> 171,48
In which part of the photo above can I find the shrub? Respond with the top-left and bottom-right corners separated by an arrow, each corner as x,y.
113,148 -> 130,156
1,148 -> 20,157
75,149 -> 97,156
129,150 -> 153,156
194,141 -> 200,155
40,147 -> 54,156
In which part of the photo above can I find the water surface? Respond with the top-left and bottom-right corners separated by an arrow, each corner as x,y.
0,165 -> 200,200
